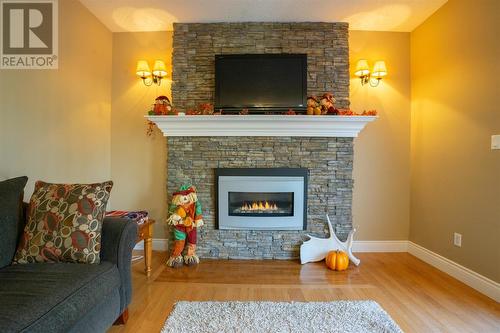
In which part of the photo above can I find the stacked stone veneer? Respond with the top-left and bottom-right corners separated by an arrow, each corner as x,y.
172,22 -> 350,112
169,22 -> 352,259
167,137 -> 353,259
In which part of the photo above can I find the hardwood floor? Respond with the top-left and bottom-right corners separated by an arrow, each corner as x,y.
109,252 -> 500,333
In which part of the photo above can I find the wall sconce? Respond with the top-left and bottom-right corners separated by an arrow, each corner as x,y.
354,59 -> 387,87
136,60 -> 167,86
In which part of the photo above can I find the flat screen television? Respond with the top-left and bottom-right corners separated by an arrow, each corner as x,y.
215,54 -> 307,113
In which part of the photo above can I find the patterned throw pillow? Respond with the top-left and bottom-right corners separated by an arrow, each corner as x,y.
13,181 -> 113,264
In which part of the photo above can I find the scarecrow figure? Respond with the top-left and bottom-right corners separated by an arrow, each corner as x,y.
166,185 -> 204,267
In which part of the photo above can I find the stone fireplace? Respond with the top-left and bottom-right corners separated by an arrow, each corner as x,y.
167,136 -> 354,259
160,22 -> 363,259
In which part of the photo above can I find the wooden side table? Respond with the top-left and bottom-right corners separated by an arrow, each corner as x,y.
136,219 -> 155,277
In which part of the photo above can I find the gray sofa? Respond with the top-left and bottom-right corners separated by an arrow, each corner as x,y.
0,204 -> 138,333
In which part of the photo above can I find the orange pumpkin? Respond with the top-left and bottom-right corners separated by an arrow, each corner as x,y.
325,251 -> 337,270
335,251 -> 349,271
325,250 -> 349,271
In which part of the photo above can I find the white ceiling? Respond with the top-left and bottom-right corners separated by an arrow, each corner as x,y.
79,0 -> 447,33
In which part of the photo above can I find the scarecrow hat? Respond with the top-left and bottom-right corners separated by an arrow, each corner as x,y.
173,184 -> 196,197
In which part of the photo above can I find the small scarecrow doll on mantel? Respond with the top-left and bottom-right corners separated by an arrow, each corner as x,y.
166,185 -> 204,268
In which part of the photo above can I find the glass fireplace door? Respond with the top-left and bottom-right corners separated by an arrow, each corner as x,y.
228,192 -> 294,217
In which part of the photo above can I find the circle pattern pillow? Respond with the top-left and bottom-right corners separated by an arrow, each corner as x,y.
13,181 -> 113,264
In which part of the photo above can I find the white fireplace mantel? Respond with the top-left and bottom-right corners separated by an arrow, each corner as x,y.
146,115 -> 377,137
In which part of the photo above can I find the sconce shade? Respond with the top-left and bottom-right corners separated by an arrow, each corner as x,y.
354,59 -> 370,77
136,60 -> 151,77
372,61 -> 387,78
152,60 -> 167,77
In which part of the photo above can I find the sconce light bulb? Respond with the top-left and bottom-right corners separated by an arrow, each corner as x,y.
354,59 -> 370,77
152,60 -> 167,78
136,60 -> 151,78
372,61 -> 387,79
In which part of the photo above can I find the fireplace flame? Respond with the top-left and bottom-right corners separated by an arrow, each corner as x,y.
241,201 -> 278,212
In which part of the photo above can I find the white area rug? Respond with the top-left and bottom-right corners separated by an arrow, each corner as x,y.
161,301 -> 403,333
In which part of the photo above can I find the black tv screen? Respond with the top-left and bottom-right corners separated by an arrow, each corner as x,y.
215,54 -> 307,112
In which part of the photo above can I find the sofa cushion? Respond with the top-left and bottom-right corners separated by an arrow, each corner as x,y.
13,181 -> 113,264
0,261 -> 120,332
0,176 -> 28,268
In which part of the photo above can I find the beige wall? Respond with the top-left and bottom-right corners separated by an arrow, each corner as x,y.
350,31 -> 411,240
410,0 -> 500,282
0,0 -> 112,199
110,32 -> 172,238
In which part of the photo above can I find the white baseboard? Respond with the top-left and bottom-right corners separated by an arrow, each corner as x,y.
134,239 -> 408,253
134,239 -> 168,251
408,241 -> 500,302
352,240 -> 408,252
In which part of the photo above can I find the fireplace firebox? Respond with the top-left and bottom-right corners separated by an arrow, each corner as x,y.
215,168 -> 308,230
